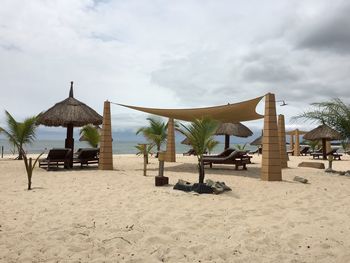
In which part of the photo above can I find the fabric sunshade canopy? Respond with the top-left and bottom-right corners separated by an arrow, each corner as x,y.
118,96 -> 264,123
286,129 -> 308,135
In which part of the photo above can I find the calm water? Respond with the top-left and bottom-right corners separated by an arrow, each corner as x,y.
0,139 -> 259,155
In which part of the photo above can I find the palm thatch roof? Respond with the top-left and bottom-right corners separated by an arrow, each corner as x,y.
250,135 -> 262,146
37,82 -> 102,127
181,137 -> 191,145
215,122 -> 253,137
303,124 -> 342,141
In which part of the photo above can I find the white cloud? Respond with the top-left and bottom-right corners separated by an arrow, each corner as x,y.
0,0 -> 349,135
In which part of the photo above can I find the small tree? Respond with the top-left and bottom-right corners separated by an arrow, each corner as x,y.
207,140 -> 219,154
235,143 -> 247,151
136,117 -> 168,154
1,111 -> 38,160
0,128 -> 43,190
80,125 -> 100,148
180,118 -> 218,184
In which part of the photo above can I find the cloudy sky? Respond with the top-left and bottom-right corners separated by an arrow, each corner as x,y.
0,0 -> 349,139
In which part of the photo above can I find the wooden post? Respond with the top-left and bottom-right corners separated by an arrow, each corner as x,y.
294,129 -> 300,156
138,143 -> 148,176
290,134 -> 294,155
224,135 -> 230,150
261,93 -> 282,181
165,118 -> 176,162
1,146 -> 3,158
99,101 -> 114,170
278,114 -> 288,168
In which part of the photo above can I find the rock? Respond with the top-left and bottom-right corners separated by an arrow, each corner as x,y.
325,168 -> 335,173
298,162 -> 325,169
293,176 -> 308,184
345,172 -> 350,177
339,171 -> 345,176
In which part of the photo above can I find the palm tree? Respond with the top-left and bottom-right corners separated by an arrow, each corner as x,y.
136,117 -> 168,153
0,111 -> 38,160
180,118 -> 219,184
292,98 -> 350,140
80,125 -> 100,148
207,140 -> 219,154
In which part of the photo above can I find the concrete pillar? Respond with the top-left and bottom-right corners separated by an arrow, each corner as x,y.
278,114 -> 288,168
261,93 -> 282,181
294,129 -> 300,156
290,134 -> 294,153
99,101 -> 113,170
165,118 -> 176,162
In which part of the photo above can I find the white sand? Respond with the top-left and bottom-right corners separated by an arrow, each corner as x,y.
1,154 -> 350,262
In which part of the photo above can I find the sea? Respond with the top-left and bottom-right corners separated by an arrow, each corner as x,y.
0,139 -> 259,156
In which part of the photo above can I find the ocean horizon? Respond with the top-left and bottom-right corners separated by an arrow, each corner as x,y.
0,139 -> 259,155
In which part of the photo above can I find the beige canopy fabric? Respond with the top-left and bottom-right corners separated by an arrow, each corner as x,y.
118,96 -> 264,122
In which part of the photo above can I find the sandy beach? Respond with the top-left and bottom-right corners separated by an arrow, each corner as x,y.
1,154 -> 350,262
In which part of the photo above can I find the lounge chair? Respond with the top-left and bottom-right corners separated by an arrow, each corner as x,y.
203,148 -> 235,158
300,146 -> 311,156
311,148 -> 342,160
183,149 -> 197,156
203,150 -> 252,170
73,148 -> 99,167
39,148 -> 72,170
287,148 -> 294,156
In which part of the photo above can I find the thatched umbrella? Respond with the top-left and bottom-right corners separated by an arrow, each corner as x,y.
181,137 -> 191,145
37,82 -> 103,167
215,122 -> 253,149
250,135 -> 262,146
303,124 -> 342,159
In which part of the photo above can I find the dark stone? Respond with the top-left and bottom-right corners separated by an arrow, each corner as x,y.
155,176 -> 169,186
293,176 -> 308,184
298,162 -> 325,169
192,183 -> 214,194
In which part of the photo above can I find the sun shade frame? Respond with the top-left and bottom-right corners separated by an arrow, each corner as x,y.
118,96 -> 264,122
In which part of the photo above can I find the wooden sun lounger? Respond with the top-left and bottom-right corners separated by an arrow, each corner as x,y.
183,149 -> 197,156
203,150 -> 252,170
203,148 -> 235,158
73,148 -> 99,167
300,146 -> 311,156
311,148 -> 342,160
39,148 -> 72,170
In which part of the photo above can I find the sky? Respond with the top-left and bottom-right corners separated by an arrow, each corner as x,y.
0,0 -> 350,140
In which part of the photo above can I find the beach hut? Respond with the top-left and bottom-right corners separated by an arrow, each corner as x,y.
215,122 -> 253,149
303,124 -> 342,159
37,82 -> 103,167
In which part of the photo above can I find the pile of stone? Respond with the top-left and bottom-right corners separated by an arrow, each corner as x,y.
173,179 -> 232,194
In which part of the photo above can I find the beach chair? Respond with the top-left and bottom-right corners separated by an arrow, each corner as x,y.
183,148 -> 197,156
287,148 -> 294,156
300,146 -> 311,156
203,150 -> 252,170
39,148 -> 72,170
73,148 -> 99,167
203,148 -> 235,158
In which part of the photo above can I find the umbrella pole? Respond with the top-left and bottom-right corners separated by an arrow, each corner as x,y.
322,138 -> 327,160
225,135 -> 230,149
65,124 -> 74,168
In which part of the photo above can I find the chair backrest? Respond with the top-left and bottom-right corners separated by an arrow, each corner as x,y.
77,148 -> 99,159
327,148 -> 337,155
47,148 -> 71,160
218,148 -> 235,157
300,146 -> 310,153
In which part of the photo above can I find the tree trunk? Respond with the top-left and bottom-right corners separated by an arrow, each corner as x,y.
27,158 -> 32,190
17,147 -> 23,160
198,158 -> 205,184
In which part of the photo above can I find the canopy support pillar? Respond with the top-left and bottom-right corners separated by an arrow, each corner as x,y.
165,118 -> 176,162
322,138 -> 327,160
261,93 -> 282,181
65,123 -> 74,168
278,114 -> 288,168
99,101 -> 113,170
294,129 -> 300,156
